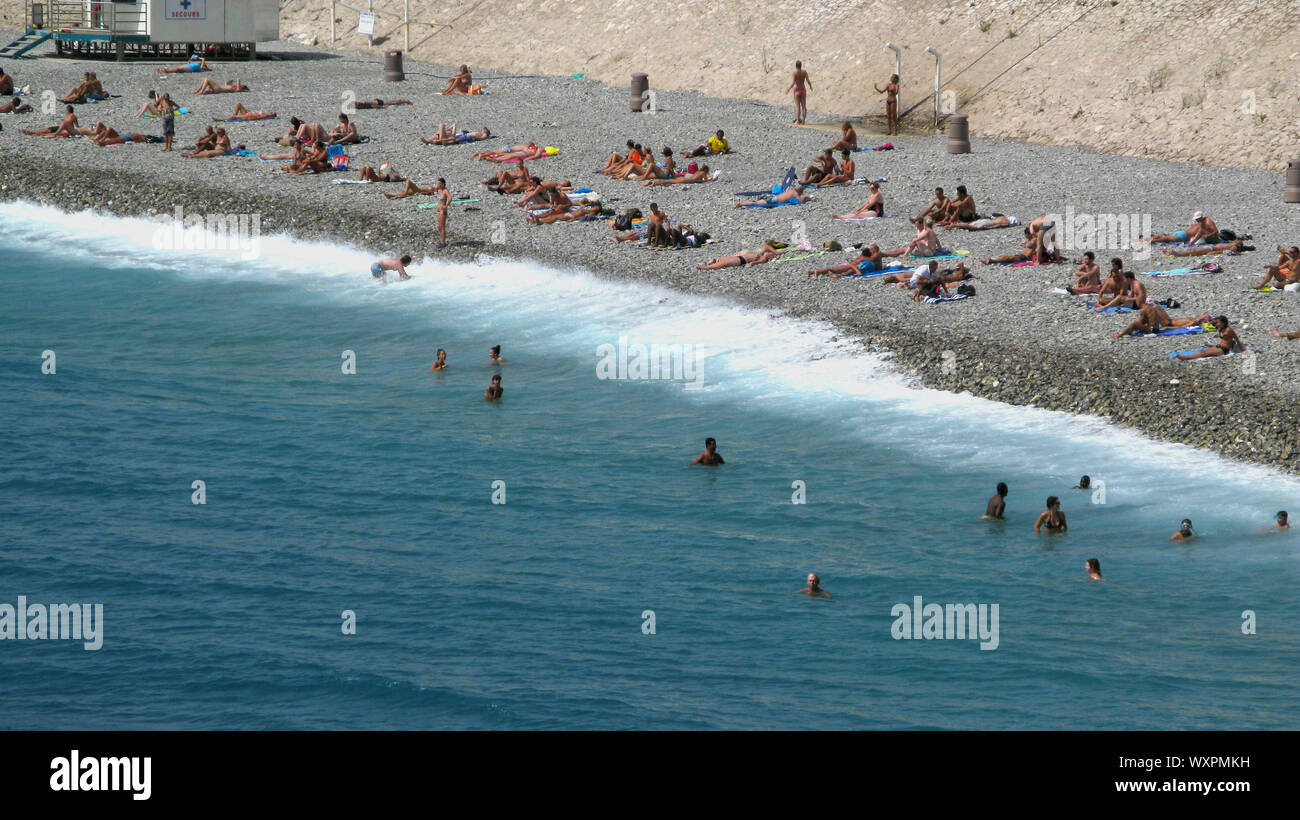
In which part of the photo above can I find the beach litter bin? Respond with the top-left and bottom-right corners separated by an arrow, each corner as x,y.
631,73 -> 649,112
947,113 -> 970,154
1285,159 -> 1300,204
384,50 -> 405,82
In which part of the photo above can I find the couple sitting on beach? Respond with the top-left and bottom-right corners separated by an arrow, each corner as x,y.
1252,246 -> 1300,290
919,186 -> 980,226
801,148 -> 855,186
58,72 -> 108,104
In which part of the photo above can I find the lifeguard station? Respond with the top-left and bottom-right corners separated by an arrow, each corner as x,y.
1,0 -> 280,61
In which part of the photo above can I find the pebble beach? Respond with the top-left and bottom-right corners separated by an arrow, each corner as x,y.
2,37 -> 1298,472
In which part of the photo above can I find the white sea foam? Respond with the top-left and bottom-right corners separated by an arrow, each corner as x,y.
5,200 -> 1297,514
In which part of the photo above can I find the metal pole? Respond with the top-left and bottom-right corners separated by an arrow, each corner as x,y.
883,42 -> 901,120
330,0 -> 335,43
367,0 -> 373,48
925,47 -> 941,128
404,0 -> 409,51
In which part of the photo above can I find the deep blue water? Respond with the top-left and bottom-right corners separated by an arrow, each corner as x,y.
1,202 -> 1296,729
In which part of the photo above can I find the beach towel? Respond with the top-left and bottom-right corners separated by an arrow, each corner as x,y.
852,143 -> 894,152
923,293 -> 970,304
831,213 -> 887,222
1168,347 -> 1236,359
230,148 -> 258,157
144,107 -> 190,117
1088,305 -> 1136,313
744,199 -> 803,209
908,250 -> 969,260
327,144 -> 350,170
1140,262 -> 1220,277
850,266 -> 909,278
1131,326 -> 1204,337
331,178 -> 370,184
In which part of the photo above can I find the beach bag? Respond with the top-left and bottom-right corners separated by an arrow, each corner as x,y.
957,283 -> 976,297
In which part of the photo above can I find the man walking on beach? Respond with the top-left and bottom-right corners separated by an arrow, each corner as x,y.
787,61 -> 811,124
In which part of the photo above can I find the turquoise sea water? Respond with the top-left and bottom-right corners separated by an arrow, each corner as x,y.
1,202 -> 1296,730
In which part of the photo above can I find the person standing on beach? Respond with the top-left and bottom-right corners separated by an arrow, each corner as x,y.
787,61 -> 811,124
434,179 -> 450,248
692,437 -> 724,466
159,93 -> 177,152
874,74 -> 900,136
985,483 -> 1007,519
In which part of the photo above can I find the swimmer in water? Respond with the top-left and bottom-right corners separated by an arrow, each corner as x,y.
1171,519 -> 1194,541
1034,496 -> 1067,534
1073,475 -> 1091,490
1276,511 -> 1289,530
692,437 -> 724,466
798,573 -> 831,599
430,348 -> 448,371
984,482 -> 1007,519
484,374 -> 503,400
1085,558 -> 1103,580
489,344 -> 505,364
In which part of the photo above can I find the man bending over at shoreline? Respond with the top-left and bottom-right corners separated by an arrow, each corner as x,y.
370,255 -> 412,282
1174,315 -> 1244,359
21,105 -> 78,138
1111,299 -> 1212,338
194,78 -> 248,95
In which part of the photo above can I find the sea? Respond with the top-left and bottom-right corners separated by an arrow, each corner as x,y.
1,201 -> 1296,729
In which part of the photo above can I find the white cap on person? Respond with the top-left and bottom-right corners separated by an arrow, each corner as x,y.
1193,211 -> 1204,220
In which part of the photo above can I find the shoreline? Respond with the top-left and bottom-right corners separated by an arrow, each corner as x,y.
6,158 -> 1295,473
1,39 -> 1297,473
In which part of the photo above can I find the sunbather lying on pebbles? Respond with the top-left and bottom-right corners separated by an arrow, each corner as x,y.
981,227 -> 1054,265
386,180 -> 450,199
194,78 -> 248,95
832,182 -> 884,220
526,203 -> 602,224
732,186 -> 809,209
1270,329 -> 1300,339
158,57 -> 209,73
358,161 -> 404,182
697,240 -> 785,269
354,98 -> 412,109
1112,300 -> 1212,337
21,106 -> 77,138
1145,212 -> 1220,245
1163,239 -> 1250,257
1093,271 -> 1146,311
215,103 -> 276,122
881,261 -> 972,287
1174,316 -> 1244,359
944,214 -> 1019,231
882,216 -> 941,257
472,143 -> 553,162
643,165 -> 714,186
0,95 -> 31,113
422,123 -> 490,144
807,245 -> 884,277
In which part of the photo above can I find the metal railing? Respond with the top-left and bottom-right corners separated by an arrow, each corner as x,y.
30,0 -> 149,35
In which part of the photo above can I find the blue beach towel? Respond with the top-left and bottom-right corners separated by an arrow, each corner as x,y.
1132,326 -> 1203,337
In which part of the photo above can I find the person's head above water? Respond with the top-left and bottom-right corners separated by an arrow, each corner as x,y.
1046,495 -> 1060,510
1179,519 -> 1193,534
1075,476 -> 1091,488
806,573 -> 821,589
1085,558 -> 1102,578
1276,511 -> 1289,527
704,437 -> 717,451
996,482 -> 1008,497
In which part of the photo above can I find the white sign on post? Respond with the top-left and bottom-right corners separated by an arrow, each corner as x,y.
358,12 -> 376,36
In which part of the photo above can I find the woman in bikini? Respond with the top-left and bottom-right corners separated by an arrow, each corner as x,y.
1175,316 -> 1244,360
1034,496 -> 1067,534
873,74 -> 899,136
697,241 -> 784,269
832,182 -> 884,220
